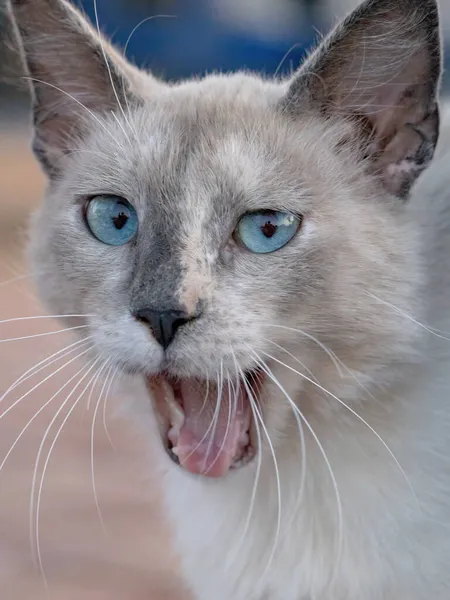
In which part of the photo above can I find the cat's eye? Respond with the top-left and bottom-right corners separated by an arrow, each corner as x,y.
85,195 -> 138,246
235,210 -> 302,254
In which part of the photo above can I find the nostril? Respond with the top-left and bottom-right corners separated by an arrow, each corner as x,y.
173,317 -> 189,331
134,307 -> 197,350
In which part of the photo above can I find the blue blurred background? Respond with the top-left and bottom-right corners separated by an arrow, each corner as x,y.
73,0 -> 449,86
1,0 -> 449,107
74,0 -> 320,81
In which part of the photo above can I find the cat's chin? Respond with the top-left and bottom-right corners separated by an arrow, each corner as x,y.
145,370 -> 264,478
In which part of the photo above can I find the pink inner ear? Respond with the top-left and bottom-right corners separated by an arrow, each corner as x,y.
283,0 -> 441,198
377,111 -> 439,198
9,0 -> 134,175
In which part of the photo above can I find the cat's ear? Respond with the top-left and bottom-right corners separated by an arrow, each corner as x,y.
282,0 -> 442,198
7,0 -> 157,176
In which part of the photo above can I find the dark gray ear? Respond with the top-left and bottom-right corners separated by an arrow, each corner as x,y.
283,0 -> 442,198
7,0 -> 147,176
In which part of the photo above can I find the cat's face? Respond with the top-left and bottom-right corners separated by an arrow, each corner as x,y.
10,0 -> 441,477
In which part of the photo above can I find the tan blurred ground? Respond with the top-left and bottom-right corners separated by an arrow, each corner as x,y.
0,124 -> 188,599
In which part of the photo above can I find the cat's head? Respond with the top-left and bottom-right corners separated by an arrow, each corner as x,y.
8,0 -> 442,477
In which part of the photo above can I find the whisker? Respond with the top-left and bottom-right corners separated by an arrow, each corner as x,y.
182,367 -> 222,466
0,346 -> 93,423
261,337 -> 319,383
0,314 -> 92,325
205,364 -> 233,476
0,264 -> 40,303
23,354 -> 94,565
0,257 -> 23,277
109,110 -> 132,146
262,333 -> 380,411
86,360 -> 110,411
203,362 -> 224,475
239,361 -> 282,580
259,348 -> 419,509
0,272 -> 36,289
265,332 -> 384,407
225,349 -> 263,571
0,324 -> 88,344
274,42 -> 304,77
93,0 -> 134,144
123,15 -> 177,57
0,336 -> 93,406
91,359 -> 113,534
265,324 -> 344,378
254,356 -> 307,535
197,376 -> 210,419
102,366 -> 119,450
365,291 -> 450,340
32,357 -> 103,584
23,76 -> 119,147
250,347 -> 344,588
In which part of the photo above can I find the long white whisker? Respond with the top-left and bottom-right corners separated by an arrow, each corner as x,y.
274,42 -> 304,77
197,377 -> 210,419
109,110 -> 132,145
365,291 -> 450,340
263,334 -> 377,415
265,332 -> 383,406
0,272 -> 40,289
0,336 -> 92,406
259,349 -> 418,508
25,353 -> 94,564
32,357 -> 102,585
250,348 -> 343,588
239,362 -> 281,580
0,262 -> 43,302
23,75 -> 119,146
253,355 -> 307,535
0,346 -> 93,423
182,370 -> 221,465
261,337 -> 319,383
93,0 -> 134,143
265,324 -> 344,378
86,360 -> 110,411
0,325 -> 88,344
203,362 -> 224,475
123,15 -> 177,57
102,366 -> 119,450
206,365 -> 233,475
0,314 -> 91,325
225,349 -> 262,571
91,359 -> 113,534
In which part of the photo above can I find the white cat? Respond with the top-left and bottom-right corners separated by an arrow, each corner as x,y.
7,0 -> 450,597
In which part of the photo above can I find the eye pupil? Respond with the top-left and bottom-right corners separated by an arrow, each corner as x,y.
261,221 -> 277,238
113,211 -> 128,230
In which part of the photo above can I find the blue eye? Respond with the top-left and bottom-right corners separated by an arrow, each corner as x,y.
85,195 -> 138,246
236,210 -> 302,254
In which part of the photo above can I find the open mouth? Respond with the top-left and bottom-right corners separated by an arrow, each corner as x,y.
146,369 -> 264,478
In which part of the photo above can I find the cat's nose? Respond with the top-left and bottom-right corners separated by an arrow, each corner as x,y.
134,308 -> 194,349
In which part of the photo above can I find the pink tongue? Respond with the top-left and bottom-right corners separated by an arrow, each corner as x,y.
172,379 -> 248,478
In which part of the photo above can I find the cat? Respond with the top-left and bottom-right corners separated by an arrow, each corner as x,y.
6,0 -> 450,597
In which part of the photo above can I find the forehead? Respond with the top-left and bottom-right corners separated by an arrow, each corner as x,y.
79,100 -> 317,215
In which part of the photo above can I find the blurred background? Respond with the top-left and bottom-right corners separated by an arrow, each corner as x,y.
0,0 -> 449,598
